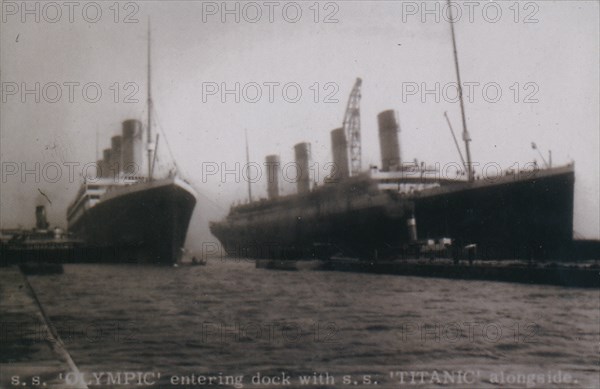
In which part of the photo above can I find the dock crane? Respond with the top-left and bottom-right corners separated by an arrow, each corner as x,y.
343,78 -> 363,176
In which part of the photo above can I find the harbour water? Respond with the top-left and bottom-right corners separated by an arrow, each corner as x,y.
25,260 -> 599,388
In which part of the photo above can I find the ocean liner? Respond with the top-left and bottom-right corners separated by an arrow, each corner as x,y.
209,108 -> 574,261
66,28 -> 196,265
210,9 -> 575,261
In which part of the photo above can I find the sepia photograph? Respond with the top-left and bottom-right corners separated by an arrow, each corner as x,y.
1,0 -> 599,388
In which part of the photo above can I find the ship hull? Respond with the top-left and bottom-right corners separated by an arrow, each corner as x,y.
69,178 -> 196,265
210,166 -> 575,260
211,177 -> 413,259
413,166 -> 575,259
211,202 -> 411,260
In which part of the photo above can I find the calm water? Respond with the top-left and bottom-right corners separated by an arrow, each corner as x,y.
28,261 -> 599,388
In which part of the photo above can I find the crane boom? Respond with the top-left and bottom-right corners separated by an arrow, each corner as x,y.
343,78 -> 363,176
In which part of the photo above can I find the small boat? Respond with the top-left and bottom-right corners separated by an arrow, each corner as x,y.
191,256 -> 207,266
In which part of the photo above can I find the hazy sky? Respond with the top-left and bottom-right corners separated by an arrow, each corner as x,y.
1,0 -> 598,249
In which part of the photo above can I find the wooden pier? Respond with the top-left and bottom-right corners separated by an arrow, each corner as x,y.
0,267 -> 87,389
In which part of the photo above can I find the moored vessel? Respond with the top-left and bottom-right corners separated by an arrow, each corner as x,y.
209,106 -> 574,261
210,7 -> 576,262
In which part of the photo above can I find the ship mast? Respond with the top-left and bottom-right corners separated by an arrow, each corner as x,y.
147,20 -> 154,181
245,129 -> 252,202
447,0 -> 473,182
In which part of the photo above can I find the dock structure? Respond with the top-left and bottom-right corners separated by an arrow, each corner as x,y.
255,259 -> 600,288
0,267 -> 87,389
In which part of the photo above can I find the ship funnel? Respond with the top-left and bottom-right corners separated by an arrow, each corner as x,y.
294,142 -> 311,195
121,119 -> 143,177
330,128 -> 349,182
35,205 -> 49,230
265,155 -> 280,200
110,135 -> 123,175
102,149 -> 112,178
378,110 -> 401,172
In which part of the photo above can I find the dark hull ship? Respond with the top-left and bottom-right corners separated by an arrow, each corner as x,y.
210,110 -> 574,261
67,168 -> 196,265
